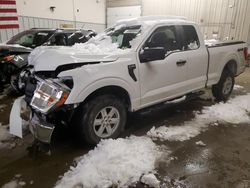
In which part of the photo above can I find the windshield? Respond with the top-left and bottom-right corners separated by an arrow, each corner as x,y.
105,25 -> 141,49
7,30 -> 54,48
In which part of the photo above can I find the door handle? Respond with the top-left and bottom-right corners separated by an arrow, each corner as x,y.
176,60 -> 187,66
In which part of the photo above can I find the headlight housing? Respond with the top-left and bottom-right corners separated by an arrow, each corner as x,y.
30,77 -> 71,113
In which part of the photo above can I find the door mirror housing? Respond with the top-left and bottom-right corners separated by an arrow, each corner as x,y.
139,47 -> 166,63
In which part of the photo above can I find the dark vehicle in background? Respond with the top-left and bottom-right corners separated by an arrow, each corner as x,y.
0,28 -> 96,93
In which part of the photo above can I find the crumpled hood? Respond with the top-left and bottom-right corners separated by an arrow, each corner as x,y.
29,46 -> 120,71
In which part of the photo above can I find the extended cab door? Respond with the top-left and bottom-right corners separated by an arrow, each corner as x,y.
138,25 -> 190,108
179,25 -> 208,91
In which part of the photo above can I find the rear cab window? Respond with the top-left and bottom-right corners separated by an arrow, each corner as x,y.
181,25 -> 200,50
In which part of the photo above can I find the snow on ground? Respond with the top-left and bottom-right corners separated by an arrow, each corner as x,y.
55,136 -> 164,188
1,180 -> 18,188
200,84 -> 244,101
195,141 -> 206,147
0,104 -> 7,111
0,124 -> 12,142
1,178 -> 27,188
0,123 -> 14,149
148,121 -> 206,142
56,93 -> 250,187
141,173 -> 160,188
233,84 -> 244,91
199,89 -> 214,100
148,94 -> 250,142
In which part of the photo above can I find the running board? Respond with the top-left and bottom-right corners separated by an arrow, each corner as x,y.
138,90 -> 205,113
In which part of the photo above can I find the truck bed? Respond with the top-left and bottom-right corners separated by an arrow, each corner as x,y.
205,40 -> 247,87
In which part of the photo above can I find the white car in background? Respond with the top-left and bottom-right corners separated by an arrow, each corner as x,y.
10,16 -> 248,145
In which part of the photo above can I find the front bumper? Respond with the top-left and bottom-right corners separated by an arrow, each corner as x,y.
10,97 -> 55,143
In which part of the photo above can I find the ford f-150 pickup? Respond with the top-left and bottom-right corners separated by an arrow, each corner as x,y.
9,16 -> 248,144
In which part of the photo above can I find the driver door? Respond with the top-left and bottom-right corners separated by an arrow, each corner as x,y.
138,25 -> 189,108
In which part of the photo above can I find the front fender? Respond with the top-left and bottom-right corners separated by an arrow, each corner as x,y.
65,77 -> 139,111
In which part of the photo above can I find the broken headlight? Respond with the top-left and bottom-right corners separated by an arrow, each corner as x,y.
30,77 -> 71,113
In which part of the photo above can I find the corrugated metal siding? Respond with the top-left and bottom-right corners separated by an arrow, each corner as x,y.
142,0 -> 250,43
107,0 -> 141,7
107,6 -> 141,27
0,16 -> 105,43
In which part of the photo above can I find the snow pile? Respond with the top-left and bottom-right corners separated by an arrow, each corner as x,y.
73,35 -> 127,55
0,123 -> 14,149
199,93 -> 250,124
0,124 -> 12,142
1,180 -> 18,188
141,173 -> 160,188
204,39 -> 219,46
148,94 -> 250,141
195,141 -> 206,147
55,136 -> 161,188
148,121 -> 205,142
0,104 -> 7,111
73,16 -> 179,54
199,89 -> 214,100
1,179 -> 26,188
56,93 -> 250,187
233,84 -> 244,91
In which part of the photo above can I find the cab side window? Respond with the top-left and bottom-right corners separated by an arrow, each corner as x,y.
67,32 -> 87,45
49,33 -> 67,46
182,25 -> 200,50
144,26 -> 181,53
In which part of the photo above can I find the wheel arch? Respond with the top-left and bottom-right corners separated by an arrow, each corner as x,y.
223,59 -> 237,75
83,85 -> 132,111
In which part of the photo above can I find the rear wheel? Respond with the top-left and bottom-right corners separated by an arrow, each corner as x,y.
74,95 -> 127,144
212,70 -> 234,101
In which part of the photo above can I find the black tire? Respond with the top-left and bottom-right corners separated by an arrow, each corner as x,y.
212,69 -> 234,101
74,95 -> 127,144
10,74 -> 21,93
10,69 -> 30,94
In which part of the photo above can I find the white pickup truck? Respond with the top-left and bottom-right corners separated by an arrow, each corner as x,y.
10,16 -> 248,144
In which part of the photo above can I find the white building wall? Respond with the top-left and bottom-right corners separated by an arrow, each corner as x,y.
107,6 -> 141,27
16,0 -> 74,21
16,0 -> 105,24
142,0 -> 250,43
0,0 -> 106,43
74,0 -> 105,24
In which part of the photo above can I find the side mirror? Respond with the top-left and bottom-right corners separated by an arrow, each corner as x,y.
139,47 -> 166,63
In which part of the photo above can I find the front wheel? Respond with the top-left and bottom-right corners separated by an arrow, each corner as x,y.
212,70 -> 234,101
10,69 -> 30,94
74,95 -> 127,144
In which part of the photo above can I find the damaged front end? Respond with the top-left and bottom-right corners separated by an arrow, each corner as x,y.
10,74 -> 74,143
